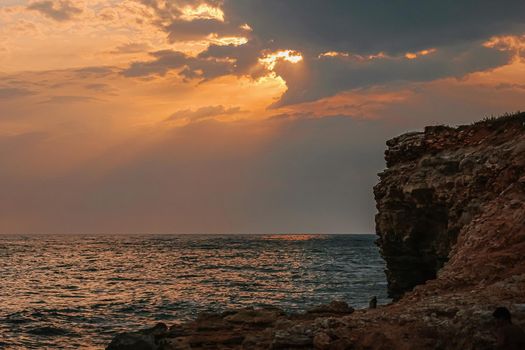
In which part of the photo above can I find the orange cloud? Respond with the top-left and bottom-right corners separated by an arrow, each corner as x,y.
259,50 -> 304,70
180,3 -> 225,21
483,35 -> 525,60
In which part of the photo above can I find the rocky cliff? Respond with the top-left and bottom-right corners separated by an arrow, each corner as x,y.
107,112 -> 525,349
374,112 -> 525,300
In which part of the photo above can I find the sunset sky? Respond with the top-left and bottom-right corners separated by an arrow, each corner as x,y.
1,1 -> 525,234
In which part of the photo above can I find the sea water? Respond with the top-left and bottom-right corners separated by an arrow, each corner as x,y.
0,234 -> 388,349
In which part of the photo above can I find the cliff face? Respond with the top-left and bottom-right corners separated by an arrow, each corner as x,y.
374,113 -> 525,299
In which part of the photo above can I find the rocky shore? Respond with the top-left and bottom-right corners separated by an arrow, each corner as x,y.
107,112 -> 525,349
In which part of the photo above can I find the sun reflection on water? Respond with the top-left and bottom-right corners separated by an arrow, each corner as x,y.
262,234 -> 325,241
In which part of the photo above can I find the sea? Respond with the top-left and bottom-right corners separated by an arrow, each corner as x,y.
0,234 -> 389,349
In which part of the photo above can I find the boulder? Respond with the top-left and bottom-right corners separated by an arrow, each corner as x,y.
224,307 -> 282,326
106,323 -> 168,350
307,300 -> 354,315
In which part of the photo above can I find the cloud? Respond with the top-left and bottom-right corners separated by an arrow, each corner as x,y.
123,40 -> 264,79
27,0 -> 82,22
74,66 -> 116,76
195,40 -> 264,78
110,42 -> 152,55
121,1 -> 525,107
165,17 -> 248,42
123,50 -> 190,77
167,105 -> 242,122
123,35 -> 516,108
39,95 -> 100,104
231,1 -> 525,107
273,42 -> 515,106
138,0 -> 248,43
0,87 -> 34,99
84,83 -> 111,91
223,0 -> 525,55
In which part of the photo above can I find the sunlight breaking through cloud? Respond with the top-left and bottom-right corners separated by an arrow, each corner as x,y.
259,50 -> 304,70
404,48 -> 437,60
180,3 -> 225,21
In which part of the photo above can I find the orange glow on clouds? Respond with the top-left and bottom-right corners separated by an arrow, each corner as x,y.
319,51 -> 350,58
483,35 -> 525,59
319,51 -> 388,61
208,34 -> 248,46
405,48 -> 437,60
180,4 -> 225,21
259,50 -> 304,70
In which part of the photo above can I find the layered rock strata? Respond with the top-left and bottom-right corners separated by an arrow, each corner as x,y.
375,113 -> 525,299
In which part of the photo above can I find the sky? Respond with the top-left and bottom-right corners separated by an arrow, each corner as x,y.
0,0 -> 524,234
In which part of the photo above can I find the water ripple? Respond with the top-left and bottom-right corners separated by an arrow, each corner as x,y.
0,234 -> 388,349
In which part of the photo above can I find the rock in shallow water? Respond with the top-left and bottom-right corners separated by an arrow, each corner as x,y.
106,323 -> 168,350
223,307 -> 282,326
307,300 -> 354,315
106,332 -> 157,350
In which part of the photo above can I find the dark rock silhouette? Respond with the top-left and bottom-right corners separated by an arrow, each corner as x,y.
493,307 -> 525,350
369,296 -> 377,309
375,112 -> 525,299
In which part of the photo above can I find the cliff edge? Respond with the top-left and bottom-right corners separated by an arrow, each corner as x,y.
107,112 -> 525,349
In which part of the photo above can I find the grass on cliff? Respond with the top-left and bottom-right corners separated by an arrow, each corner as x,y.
427,111 -> 525,132
474,111 -> 525,129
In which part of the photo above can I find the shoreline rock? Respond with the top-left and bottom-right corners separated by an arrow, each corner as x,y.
107,302 -> 356,350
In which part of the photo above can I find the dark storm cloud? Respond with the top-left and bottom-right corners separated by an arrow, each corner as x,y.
223,0 -> 525,106
223,0 -> 525,55
165,18 -> 249,42
27,0 -> 82,22
273,42 -> 514,106
124,0 -> 525,106
197,40 -> 262,74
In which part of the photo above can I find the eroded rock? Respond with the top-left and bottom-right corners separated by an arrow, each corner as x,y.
375,113 -> 525,299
